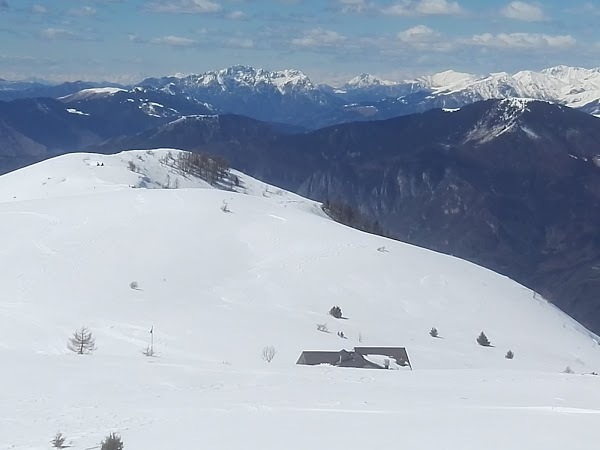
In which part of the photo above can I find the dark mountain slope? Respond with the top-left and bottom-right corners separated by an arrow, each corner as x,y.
0,98 -> 102,153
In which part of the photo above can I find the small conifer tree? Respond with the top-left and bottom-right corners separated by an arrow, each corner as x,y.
505,350 -> 514,359
100,433 -> 123,450
429,327 -> 439,338
476,331 -> 491,347
329,306 -> 342,319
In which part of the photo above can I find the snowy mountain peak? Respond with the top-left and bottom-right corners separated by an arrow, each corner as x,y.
418,65 -> 600,112
464,98 -> 547,144
541,65 -> 600,81
180,65 -> 318,95
417,70 -> 480,92
346,73 -> 398,88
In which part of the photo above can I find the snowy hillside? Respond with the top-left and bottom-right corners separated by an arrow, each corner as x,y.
59,87 -> 127,102
1,149 -> 600,449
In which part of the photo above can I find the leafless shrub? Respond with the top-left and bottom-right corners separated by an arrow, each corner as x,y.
51,432 -> 67,449
262,345 -> 277,362
316,323 -> 329,333
67,326 -> 96,354
174,151 -> 229,185
142,345 -> 155,357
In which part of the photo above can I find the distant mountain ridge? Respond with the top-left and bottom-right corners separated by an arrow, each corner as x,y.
137,65 -> 342,127
4,64 -> 600,129
333,66 -> 600,118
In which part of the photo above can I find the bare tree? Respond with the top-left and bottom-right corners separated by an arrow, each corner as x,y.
316,323 -> 329,333
100,433 -> 123,450
262,345 -> 277,363
67,326 -> 96,354
51,432 -> 67,449
142,345 -> 155,357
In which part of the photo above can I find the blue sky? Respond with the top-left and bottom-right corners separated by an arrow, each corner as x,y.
1,0 -> 599,84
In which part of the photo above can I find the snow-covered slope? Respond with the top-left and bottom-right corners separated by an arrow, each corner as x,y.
1,149 -> 600,449
59,87 -> 127,102
416,69 -> 480,93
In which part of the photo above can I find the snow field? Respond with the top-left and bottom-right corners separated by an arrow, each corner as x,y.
1,149 -> 599,449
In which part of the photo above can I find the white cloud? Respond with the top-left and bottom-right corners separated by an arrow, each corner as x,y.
39,28 -> 77,40
397,25 -> 437,42
32,4 -> 47,14
471,33 -> 575,49
225,10 -> 248,20
500,1 -> 545,22
337,0 -> 373,13
150,35 -> 199,47
291,28 -> 346,48
68,6 -> 97,17
383,0 -> 463,16
147,0 -> 221,14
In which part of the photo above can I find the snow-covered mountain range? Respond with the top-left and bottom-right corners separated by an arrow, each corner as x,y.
338,65 -> 600,116
136,65 -> 336,126
6,64 -> 600,132
1,149 -> 600,449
